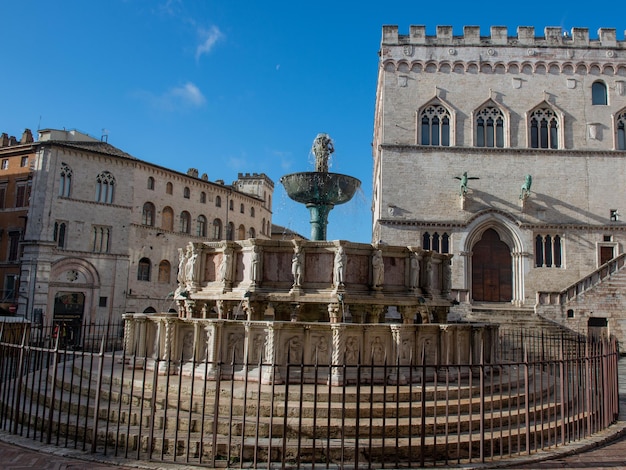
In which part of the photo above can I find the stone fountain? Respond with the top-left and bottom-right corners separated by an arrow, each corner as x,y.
123,134 -> 497,385
280,134 -> 361,241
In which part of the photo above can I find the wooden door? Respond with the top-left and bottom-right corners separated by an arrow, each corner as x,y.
600,246 -> 614,266
472,229 -> 512,302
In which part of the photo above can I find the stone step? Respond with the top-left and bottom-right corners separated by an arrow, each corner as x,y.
92,411 -> 588,465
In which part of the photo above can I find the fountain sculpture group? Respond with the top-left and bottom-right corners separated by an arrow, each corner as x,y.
123,135 -> 497,385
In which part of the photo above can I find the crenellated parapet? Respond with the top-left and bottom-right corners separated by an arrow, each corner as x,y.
382,25 -> 624,48
381,26 -> 626,76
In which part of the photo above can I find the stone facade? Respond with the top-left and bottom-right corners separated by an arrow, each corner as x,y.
373,26 -> 626,338
15,129 -> 274,332
0,130 -> 35,314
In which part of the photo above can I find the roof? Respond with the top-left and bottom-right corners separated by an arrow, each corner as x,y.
44,140 -> 137,161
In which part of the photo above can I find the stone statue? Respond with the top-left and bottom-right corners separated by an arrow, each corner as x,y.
291,246 -> 303,286
454,171 -> 479,196
182,331 -> 194,361
520,174 -> 532,200
184,246 -> 198,285
346,336 -> 359,364
177,247 -> 189,284
410,253 -> 420,289
311,133 -> 334,173
334,245 -> 347,286
371,336 -> 385,365
287,336 -> 302,363
219,250 -> 232,282
250,246 -> 260,282
372,249 -> 384,287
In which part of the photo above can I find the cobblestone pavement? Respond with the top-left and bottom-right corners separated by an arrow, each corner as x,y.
0,438 -> 136,470
516,434 -> 626,468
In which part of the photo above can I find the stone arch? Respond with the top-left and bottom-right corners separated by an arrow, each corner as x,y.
493,63 -> 506,74
452,61 -> 465,73
438,61 -> 451,73
462,213 -> 527,306
589,63 -> 602,75
507,62 -> 520,74
48,257 -> 101,329
548,62 -> 560,74
575,63 -> 589,75
466,63 -> 479,74
602,64 -> 615,76
397,60 -> 410,72
383,61 -> 395,72
50,257 -> 101,287
425,61 -> 437,73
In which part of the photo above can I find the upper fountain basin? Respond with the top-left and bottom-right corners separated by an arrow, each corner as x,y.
280,172 -> 361,206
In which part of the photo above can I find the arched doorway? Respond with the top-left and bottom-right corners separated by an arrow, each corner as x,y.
472,228 -> 512,302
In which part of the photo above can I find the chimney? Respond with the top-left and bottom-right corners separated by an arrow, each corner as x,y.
0,133 -> 8,147
8,136 -> 17,146
20,129 -> 33,144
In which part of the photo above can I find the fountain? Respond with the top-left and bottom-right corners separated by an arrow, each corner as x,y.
280,134 -> 361,240
121,133 -> 498,387
116,133 -> 506,466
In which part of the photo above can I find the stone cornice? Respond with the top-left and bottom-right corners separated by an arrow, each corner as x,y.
379,218 -> 626,232
378,144 -> 626,159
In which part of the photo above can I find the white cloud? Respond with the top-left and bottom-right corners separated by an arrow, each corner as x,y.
196,25 -> 224,61
170,82 -> 206,107
135,82 -> 206,111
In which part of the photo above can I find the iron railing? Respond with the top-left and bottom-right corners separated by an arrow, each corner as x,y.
0,321 -> 619,469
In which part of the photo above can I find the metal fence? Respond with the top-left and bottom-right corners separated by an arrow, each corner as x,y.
0,321 -> 619,469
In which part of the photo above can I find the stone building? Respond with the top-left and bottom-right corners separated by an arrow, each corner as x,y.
0,130 -> 35,315
373,25 -> 626,340
12,128 -> 273,338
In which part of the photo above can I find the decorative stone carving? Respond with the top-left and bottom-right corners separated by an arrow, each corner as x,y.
333,245 -> 346,287
372,249 -> 384,288
291,245 -> 303,287
409,253 -> 420,290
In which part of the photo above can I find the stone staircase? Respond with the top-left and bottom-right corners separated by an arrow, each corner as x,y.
0,350 -> 592,469
467,305 -> 579,337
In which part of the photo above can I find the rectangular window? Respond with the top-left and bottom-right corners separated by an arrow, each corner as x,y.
20,156 -> 28,167
1,159 -> 8,170
0,185 -> 6,209
535,234 -> 563,268
54,221 -> 67,249
15,183 -> 29,208
7,231 -> 20,262
3,274 -> 17,301
99,296 -> 108,307
92,225 -> 111,253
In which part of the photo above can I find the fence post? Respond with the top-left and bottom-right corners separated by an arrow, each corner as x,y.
46,333 -> 60,445
11,326 -> 28,434
91,337 -> 106,453
479,340 -> 485,462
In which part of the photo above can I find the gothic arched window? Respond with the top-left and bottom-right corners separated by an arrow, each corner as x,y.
95,171 -> 115,203
475,106 -> 505,148
420,104 -> 451,146
530,108 -> 559,149
59,163 -> 72,197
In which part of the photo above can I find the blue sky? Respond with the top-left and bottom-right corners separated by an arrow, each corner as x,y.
0,1 -> 620,242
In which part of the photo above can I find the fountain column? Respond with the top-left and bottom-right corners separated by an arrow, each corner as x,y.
307,203 -> 333,241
